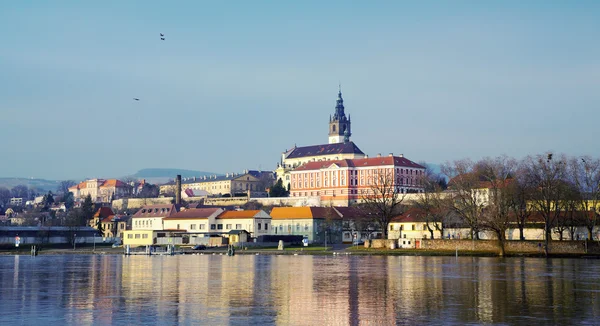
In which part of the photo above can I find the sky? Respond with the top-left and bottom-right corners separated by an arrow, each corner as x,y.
1,1 -> 599,180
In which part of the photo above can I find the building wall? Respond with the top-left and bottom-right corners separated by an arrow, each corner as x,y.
388,222 -> 443,240
163,219 -> 209,232
271,218 -> 320,243
214,217 -> 271,237
101,221 -> 128,238
122,230 -> 155,246
290,163 -> 425,205
132,217 -> 165,230
159,174 -> 265,196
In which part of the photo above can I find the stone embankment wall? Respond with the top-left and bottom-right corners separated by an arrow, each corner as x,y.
112,197 -> 205,210
420,239 -> 600,254
362,239 -> 600,254
365,239 -> 397,249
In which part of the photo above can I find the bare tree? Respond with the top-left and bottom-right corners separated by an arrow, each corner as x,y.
569,156 -> 600,240
56,180 -> 77,195
506,165 -> 534,240
442,159 -> 485,240
413,164 -> 447,239
0,187 -> 10,206
476,155 -> 517,256
360,168 -> 407,239
523,152 -> 569,256
10,185 -> 29,199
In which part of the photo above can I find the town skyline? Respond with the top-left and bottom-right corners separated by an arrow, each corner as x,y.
2,1 -> 599,180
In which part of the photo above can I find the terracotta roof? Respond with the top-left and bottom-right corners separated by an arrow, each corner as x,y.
391,208 -> 430,223
285,142 -> 364,159
100,179 -> 129,188
133,204 -> 180,217
294,156 -> 424,172
101,215 -> 131,223
217,210 -> 262,219
164,208 -> 221,220
93,207 -> 115,219
69,181 -> 87,190
270,207 -> 341,219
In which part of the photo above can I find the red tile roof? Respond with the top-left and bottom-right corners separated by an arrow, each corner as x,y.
68,181 -> 87,190
217,210 -> 262,219
164,208 -> 221,220
100,179 -> 129,188
294,156 -> 424,171
93,207 -> 115,219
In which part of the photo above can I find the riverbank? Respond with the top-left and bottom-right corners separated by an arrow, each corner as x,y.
3,245 -> 600,258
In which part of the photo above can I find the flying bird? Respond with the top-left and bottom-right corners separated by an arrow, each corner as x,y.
133,98 -> 140,101
160,33 -> 164,36
161,37 -> 165,41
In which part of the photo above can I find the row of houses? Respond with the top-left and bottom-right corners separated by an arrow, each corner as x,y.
120,204 -> 372,247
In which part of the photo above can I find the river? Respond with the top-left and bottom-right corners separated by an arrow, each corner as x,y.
1,254 -> 599,325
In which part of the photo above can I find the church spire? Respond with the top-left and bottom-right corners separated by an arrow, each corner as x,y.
329,85 -> 351,144
334,85 -> 345,120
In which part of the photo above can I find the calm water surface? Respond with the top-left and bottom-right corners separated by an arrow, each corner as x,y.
1,254 -> 599,325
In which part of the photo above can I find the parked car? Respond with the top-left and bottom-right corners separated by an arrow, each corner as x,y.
192,244 -> 207,250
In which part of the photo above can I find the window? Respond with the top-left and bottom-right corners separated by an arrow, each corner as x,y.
226,224 -> 232,229
265,223 -> 268,230
211,224 -> 216,230
403,234 -> 407,239
135,234 -> 140,239
236,224 -> 242,229
217,224 -> 223,230
190,224 -> 196,230
142,234 -> 148,239
128,234 -> 133,239
412,224 -> 415,231
200,224 -> 205,230
258,223 -> 262,230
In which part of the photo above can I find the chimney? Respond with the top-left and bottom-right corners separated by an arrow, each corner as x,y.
365,155 -> 369,158
399,154 -> 404,158
175,175 -> 182,205
377,153 -> 381,158
389,153 -> 393,157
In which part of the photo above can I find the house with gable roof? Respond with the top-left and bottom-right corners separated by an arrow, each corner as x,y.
215,209 -> 271,238
270,207 -> 343,244
131,204 -> 181,231
69,178 -> 132,203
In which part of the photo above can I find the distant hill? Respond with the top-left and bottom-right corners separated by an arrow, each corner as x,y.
0,178 -> 60,192
127,168 -> 220,185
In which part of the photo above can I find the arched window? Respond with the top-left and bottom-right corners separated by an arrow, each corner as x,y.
332,125 -> 336,132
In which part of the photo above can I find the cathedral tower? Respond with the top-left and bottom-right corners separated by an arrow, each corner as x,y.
328,86 -> 351,144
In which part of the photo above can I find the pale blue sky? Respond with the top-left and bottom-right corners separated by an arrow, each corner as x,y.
1,1 -> 599,180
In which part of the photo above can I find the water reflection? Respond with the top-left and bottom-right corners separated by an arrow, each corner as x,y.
1,255 -> 599,325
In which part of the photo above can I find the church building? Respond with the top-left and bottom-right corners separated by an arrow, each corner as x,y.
276,88 -> 366,188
